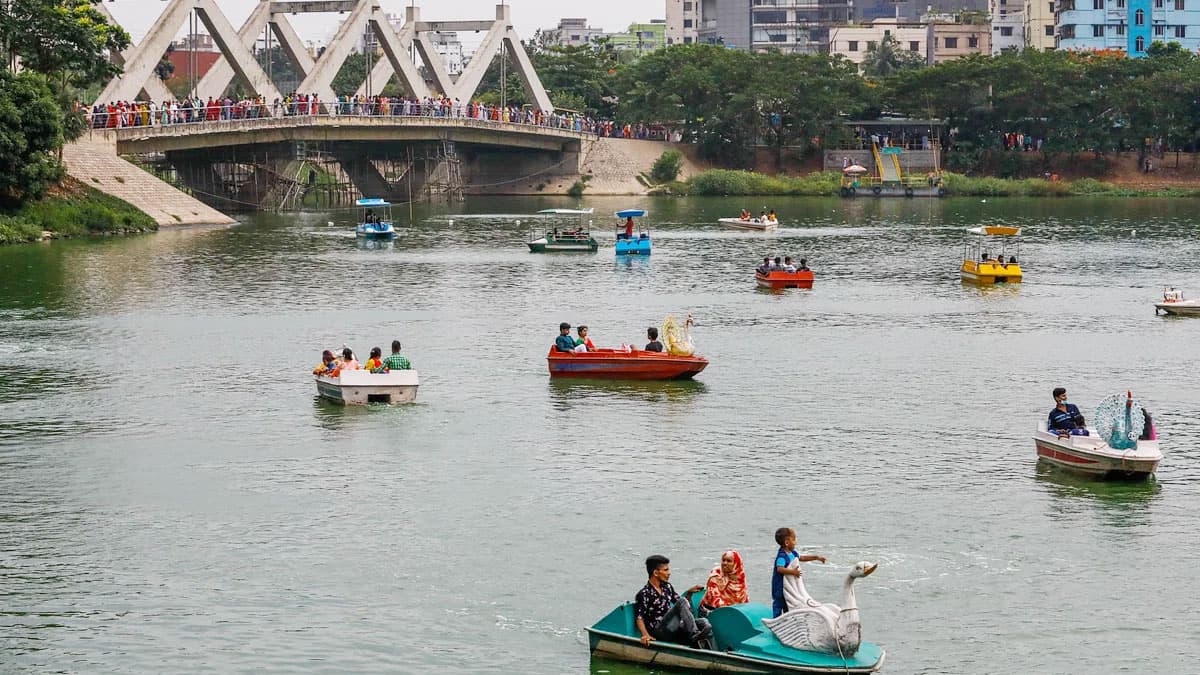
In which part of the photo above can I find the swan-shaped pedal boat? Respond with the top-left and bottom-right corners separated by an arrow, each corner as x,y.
763,561 -> 877,657
587,562 -> 885,673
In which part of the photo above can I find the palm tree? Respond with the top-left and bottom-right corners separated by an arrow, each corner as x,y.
861,35 -> 922,79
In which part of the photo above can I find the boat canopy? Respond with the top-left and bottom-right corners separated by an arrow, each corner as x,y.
538,208 -> 594,214
356,198 -> 391,207
967,225 -> 1021,236
615,209 -> 647,218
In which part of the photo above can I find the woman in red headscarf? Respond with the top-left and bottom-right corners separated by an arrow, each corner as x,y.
700,550 -> 748,614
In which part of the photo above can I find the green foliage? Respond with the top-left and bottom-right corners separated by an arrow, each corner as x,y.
649,150 -> 684,184
568,174 -> 592,195
0,180 -> 156,245
0,71 -> 65,206
686,169 -> 841,196
2,0 -> 130,85
532,44 -> 622,118
861,35 -> 925,79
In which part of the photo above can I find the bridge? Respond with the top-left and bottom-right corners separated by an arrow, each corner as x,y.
75,1 -> 640,212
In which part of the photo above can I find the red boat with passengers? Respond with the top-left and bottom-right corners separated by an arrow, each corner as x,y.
546,348 -> 708,380
756,269 -> 814,289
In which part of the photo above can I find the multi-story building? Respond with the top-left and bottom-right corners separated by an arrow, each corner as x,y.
606,21 -> 669,53
666,0 -> 701,44
991,0 -> 1027,51
694,0 -> 855,52
828,18 -> 929,63
1056,0 -> 1200,55
928,19 -> 992,60
546,18 -> 607,48
1025,0 -> 1057,47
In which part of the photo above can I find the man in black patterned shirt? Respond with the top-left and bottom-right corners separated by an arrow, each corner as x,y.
634,555 -> 713,649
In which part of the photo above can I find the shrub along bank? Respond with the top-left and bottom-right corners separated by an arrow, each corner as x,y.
663,169 -> 1200,198
0,178 -> 157,245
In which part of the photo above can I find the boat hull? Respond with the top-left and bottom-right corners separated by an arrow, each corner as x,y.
587,603 -> 884,674
1033,429 -> 1161,479
615,237 -> 652,255
756,271 -> 814,289
720,218 -> 777,231
1155,300 -> 1200,316
961,260 -> 1022,285
547,348 -> 706,380
528,236 -> 598,253
315,370 -> 419,405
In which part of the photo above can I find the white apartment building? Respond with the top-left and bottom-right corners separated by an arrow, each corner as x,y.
666,0 -> 701,45
991,0 -> 1027,51
828,18 -> 929,64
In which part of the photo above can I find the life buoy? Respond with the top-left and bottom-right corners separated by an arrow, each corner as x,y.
937,187 -> 946,197
905,187 -> 914,197
872,186 -> 882,195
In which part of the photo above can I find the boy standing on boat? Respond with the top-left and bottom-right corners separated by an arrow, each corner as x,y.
771,527 -> 826,618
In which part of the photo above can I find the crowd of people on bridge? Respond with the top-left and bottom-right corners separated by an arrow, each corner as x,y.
81,92 -> 660,139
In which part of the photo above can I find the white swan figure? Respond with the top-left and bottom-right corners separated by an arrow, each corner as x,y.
762,560 -> 878,656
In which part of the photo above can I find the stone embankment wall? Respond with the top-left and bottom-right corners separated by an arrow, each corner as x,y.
465,137 -> 701,196
62,134 -> 235,226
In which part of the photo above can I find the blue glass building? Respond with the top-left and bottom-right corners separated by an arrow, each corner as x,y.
1056,0 -> 1200,55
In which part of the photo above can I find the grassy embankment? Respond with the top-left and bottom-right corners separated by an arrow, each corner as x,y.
654,169 -> 1200,198
0,177 -> 157,245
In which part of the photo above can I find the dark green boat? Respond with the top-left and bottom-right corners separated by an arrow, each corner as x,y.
527,230 -> 598,253
587,601 -> 885,674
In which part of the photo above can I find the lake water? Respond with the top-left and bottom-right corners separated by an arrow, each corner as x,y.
2,196 -> 1198,673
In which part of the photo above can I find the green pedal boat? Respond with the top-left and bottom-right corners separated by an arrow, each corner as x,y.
527,229 -> 599,252
587,600 -> 885,674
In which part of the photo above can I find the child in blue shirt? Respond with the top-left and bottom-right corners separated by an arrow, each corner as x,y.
771,526 -> 827,618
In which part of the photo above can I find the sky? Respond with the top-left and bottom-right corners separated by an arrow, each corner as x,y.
104,0 -> 657,50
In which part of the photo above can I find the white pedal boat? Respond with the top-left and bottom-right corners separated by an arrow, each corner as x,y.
1033,422 -> 1161,479
315,369 -> 419,405
719,217 -> 777,231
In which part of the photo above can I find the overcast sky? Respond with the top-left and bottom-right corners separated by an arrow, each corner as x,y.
105,0 -> 659,49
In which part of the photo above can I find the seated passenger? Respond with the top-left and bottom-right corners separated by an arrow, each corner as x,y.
700,550 -> 749,616
379,340 -> 412,371
757,256 -> 771,274
768,209 -> 777,223
363,347 -> 384,372
313,349 -> 337,375
620,217 -> 634,240
797,258 -> 810,271
783,256 -> 796,273
338,347 -> 359,371
770,256 -> 783,271
1048,387 -> 1089,436
644,327 -> 664,352
740,209 -> 751,221
574,325 -> 596,352
635,554 -> 714,650
555,322 -> 576,352
1009,256 -> 1018,265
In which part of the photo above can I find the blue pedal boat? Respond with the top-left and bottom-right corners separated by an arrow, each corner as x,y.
355,198 -> 396,238
587,600 -> 885,674
614,209 -> 651,255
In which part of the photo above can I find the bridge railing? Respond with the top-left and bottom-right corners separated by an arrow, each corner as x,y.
81,102 -> 641,142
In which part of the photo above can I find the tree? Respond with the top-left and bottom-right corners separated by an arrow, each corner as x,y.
2,0 -> 129,85
0,70 -> 65,206
861,35 -> 924,79
531,44 -> 621,117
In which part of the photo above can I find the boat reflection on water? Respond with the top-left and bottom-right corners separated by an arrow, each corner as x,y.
614,253 -> 652,272
356,237 -> 395,251
310,395 -> 422,431
548,378 -> 707,411
963,282 -> 1021,298
1035,463 -> 1162,525
589,657 -> 656,675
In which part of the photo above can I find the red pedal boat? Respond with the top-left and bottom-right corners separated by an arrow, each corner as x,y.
756,270 -> 814,289
547,348 -> 708,380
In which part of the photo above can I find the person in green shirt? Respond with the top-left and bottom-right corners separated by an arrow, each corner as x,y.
374,340 -> 412,372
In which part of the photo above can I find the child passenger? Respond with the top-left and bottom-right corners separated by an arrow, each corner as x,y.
771,527 -> 827,618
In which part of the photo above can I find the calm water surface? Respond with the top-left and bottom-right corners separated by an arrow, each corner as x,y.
2,196 -> 1199,673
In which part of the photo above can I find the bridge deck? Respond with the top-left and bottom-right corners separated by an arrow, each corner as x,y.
91,115 -> 590,155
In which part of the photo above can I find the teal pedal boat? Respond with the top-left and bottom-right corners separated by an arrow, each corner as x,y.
587,601 -> 885,674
